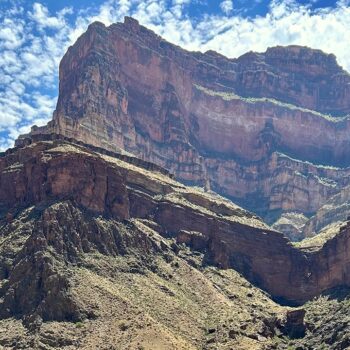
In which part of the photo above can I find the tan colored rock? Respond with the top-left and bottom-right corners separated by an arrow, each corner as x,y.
303,185 -> 350,237
272,212 -> 309,241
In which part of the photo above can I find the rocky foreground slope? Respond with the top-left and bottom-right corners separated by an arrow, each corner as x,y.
17,17 -> 350,239
1,137 -> 350,349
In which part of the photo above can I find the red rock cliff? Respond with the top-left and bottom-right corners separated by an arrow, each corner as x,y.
17,17 -> 350,230
3,139 -> 350,305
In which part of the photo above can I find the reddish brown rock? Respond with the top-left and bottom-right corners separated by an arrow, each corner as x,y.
16,17 -> 350,232
3,139 -> 350,306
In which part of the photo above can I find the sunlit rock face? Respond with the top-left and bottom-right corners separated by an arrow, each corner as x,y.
17,17 -> 350,238
4,139 -> 350,309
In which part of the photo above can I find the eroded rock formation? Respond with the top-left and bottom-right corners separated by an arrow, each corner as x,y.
3,17 -> 350,350
16,17 -> 350,238
2,138 -> 350,309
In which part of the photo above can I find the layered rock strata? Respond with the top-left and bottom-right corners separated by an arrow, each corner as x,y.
3,138 -> 350,307
17,17 -> 350,234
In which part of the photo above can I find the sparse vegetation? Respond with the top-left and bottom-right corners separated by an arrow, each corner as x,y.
294,221 -> 344,251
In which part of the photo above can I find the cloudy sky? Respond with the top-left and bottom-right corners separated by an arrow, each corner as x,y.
0,0 -> 349,150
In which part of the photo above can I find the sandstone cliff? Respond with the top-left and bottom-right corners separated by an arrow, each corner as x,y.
5,16 -> 350,349
3,138 -> 350,306
302,185 -> 350,237
2,138 -> 350,348
17,17 -> 350,239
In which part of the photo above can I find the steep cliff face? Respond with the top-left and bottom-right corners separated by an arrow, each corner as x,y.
17,17 -> 350,235
302,185 -> 350,237
3,139 -> 350,348
5,16 -> 350,349
0,139 -> 301,349
235,46 -> 350,116
3,138 -> 350,307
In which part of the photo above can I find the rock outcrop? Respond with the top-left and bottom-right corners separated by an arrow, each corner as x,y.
4,15 -> 350,350
272,212 -> 309,241
3,138 -> 350,310
3,138 -> 350,348
16,17 -> 350,238
302,185 -> 350,237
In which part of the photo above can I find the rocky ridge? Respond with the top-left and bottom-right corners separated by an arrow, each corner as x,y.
3,138 -> 350,306
17,17 -> 350,239
2,138 -> 350,348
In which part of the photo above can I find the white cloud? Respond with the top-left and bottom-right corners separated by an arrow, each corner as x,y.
0,18 -> 24,50
0,2 -> 72,150
28,3 -> 71,30
1,0 -> 350,151
220,0 -> 234,15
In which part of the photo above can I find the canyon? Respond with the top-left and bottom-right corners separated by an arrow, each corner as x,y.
3,137 -> 350,305
17,17 -> 350,240
1,137 -> 350,349
2,16 -> 350,350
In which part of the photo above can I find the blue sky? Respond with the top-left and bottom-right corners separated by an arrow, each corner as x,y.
0,0 -> 349,150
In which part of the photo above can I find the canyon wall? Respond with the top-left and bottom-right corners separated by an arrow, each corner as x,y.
17,17 -> 350,234
3,139 -> 350,304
